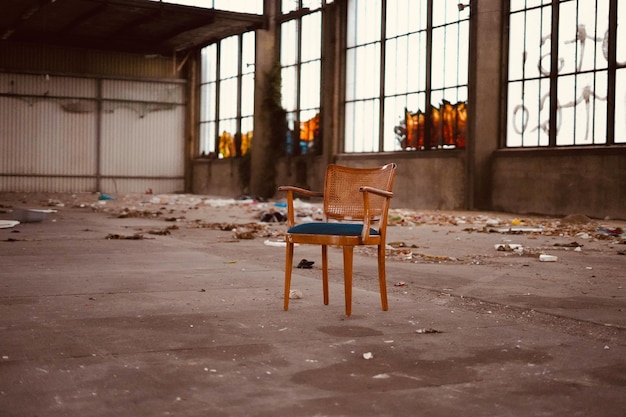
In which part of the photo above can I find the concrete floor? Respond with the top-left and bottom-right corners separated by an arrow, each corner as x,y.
1,192 -> 625,417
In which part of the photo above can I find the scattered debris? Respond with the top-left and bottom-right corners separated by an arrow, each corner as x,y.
388,241 -> 416,249
597,227 -> 625,237
495,243 -> 524,253
494,226 -> 544,234
147,228 -> 171,236
260,211 -> 286,223
415,328 -> 442,334
264,239 -> 287,247
297,259 -> 314,269
105,233 -> 144,240
553,241 -> 582,248
395,249 -> 414,260
98,193 -> 115,201
387,242 -> 417,260
289,289 -> 303,299
12,208 -> 55,223
4,193 -> 625,272
234,229 -> 255,239
539,254 -> 558,262
560,213 -> 593,225
0,220 -> 20,229
419,253 -> 455,261
362,352 -> 374,360
118,208 -> 161,219
195,222 -> 271,239
46,199 -> 65,207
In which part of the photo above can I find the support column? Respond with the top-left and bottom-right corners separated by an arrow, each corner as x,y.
466,0 -> 503,210
250,0 -> 281,198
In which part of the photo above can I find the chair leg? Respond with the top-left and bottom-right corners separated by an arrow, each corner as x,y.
343,246 -> 354,317
378,244 -> 389,311
284,242 -> 294,311
322,245 -> 329,305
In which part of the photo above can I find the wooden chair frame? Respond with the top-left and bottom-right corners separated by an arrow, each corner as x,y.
278,163 -> 397,316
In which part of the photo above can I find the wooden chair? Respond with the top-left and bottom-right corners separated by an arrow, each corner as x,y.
278,163 -> 397,316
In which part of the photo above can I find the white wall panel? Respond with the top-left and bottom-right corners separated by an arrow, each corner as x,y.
0,73 -> 186,194
100,106 -> 185,177
0,96 -> 98,192
99,79 -> 185,194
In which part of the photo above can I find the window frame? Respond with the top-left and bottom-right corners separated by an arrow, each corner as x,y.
199,32 -> 256,159
279,3 -> 326,156
344,0 -> 470,154
504,0 -> 625,148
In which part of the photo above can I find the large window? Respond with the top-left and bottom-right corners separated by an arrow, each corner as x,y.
200,32 -> 255,158
345,0 -> 469,153
280,1 -> 332,156
506,0 -> 626,147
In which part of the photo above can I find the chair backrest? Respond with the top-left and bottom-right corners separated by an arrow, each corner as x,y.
324,163 -> 397,221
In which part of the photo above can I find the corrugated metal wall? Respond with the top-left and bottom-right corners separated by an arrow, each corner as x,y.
0,72 -> 186,194
100,79 -> 186,194
0,73 -> 98,192
0,41 -> 188,194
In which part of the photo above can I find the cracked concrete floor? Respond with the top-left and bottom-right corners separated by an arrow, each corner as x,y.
0,192 -> 624,417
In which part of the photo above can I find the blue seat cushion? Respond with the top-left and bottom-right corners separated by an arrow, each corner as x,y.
288,222 -> 379,236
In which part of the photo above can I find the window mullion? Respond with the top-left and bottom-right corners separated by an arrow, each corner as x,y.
297,18 -> 302,117
424,0 -> 433,149
215,43 -> 222,155
379,0 -> 386,151
548,0 -> 559,146
607,0 -> 617,144
236,34 -> 243,156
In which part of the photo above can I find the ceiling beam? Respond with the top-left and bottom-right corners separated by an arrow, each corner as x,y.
1,0 -> 56,40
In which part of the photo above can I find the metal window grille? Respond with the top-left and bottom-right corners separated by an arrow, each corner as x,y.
199,32 -> 256,158
345,0 -> 470,153
506,0 -> 625,147
280,9 -> 323,156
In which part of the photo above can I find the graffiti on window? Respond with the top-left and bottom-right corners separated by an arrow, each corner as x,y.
506,0 -> 626,147
395,101 -> 467,150
512,85 -> 606,141
512,24 -> 609,141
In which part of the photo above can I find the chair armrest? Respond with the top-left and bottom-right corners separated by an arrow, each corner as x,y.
278,186 -> 324,198
277,186 -> 324,226
359,186 -> 393,199
359,186 -> 394,241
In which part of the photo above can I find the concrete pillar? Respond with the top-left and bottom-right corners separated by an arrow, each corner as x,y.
466,0 -> 503,209
250,0 -> 281,198
321,1 -> 341,163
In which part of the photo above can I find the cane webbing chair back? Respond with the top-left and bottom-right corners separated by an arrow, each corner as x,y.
324,164 -> 396,222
